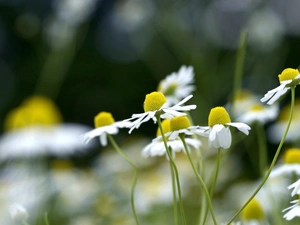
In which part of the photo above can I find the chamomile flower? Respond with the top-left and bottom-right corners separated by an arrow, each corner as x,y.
267,99 -> 300,143
283,180 -> 300,221
0,96 -> 92,160
124,92 -> 196,134
237,103 -> 279,125
157,65 -> 196,105
270,148 -> 300,178
198,107 -> 251,149
283,198 -> 300,221
261,68 -> 300,105
241,198 -> 267,225
142,119 -> 201,158
80,111 -> 130,146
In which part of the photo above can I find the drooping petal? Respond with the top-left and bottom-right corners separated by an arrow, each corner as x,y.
99,132 -> 107,146
217,126 -> 232,149
227,122 -> 251,135
267,88 -> 289,105
288,179 -> 300,196
260,83 -> 286,102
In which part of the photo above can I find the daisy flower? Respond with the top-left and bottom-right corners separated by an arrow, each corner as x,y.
198,107 -> 251,149
241,198 -> 266,224
124,91 -> 196,134
283,198 -> 300,221
0,96 -> 93,160
142,118 -> 201,158
267,99 -> 300,143
261,68 -> 300,105
80,111 -> 130,146
237,103 -> 279,125
270,148 -> 300,178
157,65 -> 196,105
283,179 -> 300,221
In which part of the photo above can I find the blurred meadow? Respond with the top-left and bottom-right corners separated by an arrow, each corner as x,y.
1,0 -> 300,225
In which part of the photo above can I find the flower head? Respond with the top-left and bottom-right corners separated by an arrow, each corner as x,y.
80,111 -> 130,146
199,107 -> 251,149
142,119 -> 201,158
267,98 -> 300,143
241,198 -> 265,222
270,148 -> 300,178
283,181 -> 300,221
124,92 -> 196,134
0,96 -> 92,160
157,65 -> 196,105
261,68 -> 300,105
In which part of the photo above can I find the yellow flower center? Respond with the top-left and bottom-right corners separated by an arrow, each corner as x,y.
170,116 -> 191,131
278,68 -> 299,82
94,112 -> 115,128
143,92 -> 167,112
283,148 -> 300,164
208,107 -> 231,127
4,95 -> 62,131
250,104 -> 264,111
241,198 -> 265,221
156,119 -> 171,137
51,160 -> 73,171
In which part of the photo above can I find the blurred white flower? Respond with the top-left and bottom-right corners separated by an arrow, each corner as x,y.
270,148 -> 300,178
157,65 -> 196,105
267,98 -> 300,143
9,203 -> 28,222
0,96 -> 93,161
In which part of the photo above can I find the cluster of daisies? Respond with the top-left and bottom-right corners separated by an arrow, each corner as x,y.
3,65 -> 300,224
79,66 -> 300,224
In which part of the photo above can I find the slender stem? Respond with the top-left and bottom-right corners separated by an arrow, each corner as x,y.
179,135 -> 218,225
156,116 -> 187,225
226,87 -> 296,224
44,212 -> 50,225
230,30 -> 248,117
256,122 -> 268,176
107,134 -> 140,225
202,148 -> 222,224
169,156 -> 179,225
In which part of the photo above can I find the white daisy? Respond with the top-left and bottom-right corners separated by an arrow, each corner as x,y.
198,107 -> 251,149
288,179 -> 300,197
124,91 -> 196,134
270,148 -> 300,178
283,199 -> 300,221
0,96 -> 93,160
237,102 -> 279,125
80,111 -> 130,146
142,119 -> 201,158
261,68 -> 300,105
0,124 -> 93,160
157,65 -> 196,105
267,99 -> 300,143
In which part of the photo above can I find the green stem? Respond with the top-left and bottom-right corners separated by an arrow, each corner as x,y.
44,212 -> 50,225
179,135 -> 218,225
169,156 -> 179,225
230,30 -> 248,117
107,134 -> 140,225
202,148 -> 222,224
226,87 -> 296,224
156,116 -> 187,225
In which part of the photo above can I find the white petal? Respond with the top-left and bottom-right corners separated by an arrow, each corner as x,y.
227,122 -> 251,135
260,84 -> 286,102
99,132 -> 107,146
267,88 -> 289,105
217,127 -> 232,149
